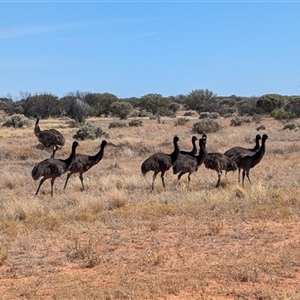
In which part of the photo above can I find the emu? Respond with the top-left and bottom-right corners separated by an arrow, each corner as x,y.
34,115 -> 65,149
63,140 -> 108,191
234,134 -> 268,187
173,136 -> 206,188
204,152 -> 237,188
31,141 -> 79,197
141,136 -> 180,190
224,134 -> 261,182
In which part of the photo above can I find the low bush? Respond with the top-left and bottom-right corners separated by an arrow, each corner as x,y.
2,114 -> 31,128
192,119 -> 221,134
230,116 -> 252,126
108,122 -> 127,129
128,119 -> 143,127
174,117 -> 189,126
73,123 -> 103,140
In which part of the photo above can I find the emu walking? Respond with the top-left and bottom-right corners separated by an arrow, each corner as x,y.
63,140 -> 108,191
34,115 -> 66,149
204,152 -> 237,188
224,134 -> 261,182
234,134 -> 268,187
141,136 -> 180,190
173,136 -> 206,188
32,141 -> 79,197
180,136 -> 198,156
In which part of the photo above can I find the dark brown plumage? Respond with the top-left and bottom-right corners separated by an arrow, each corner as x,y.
63,140 -> 108,190
141,136 -> 180,190
233,134 -> 268,187
32,141 -> 79,197
173,136 -> 207,188
204,152 -> 237,188
180,136 -> 198,156
34,115 -> 66,149
224,134 -> 261,182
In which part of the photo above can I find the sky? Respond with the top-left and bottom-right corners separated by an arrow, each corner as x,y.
1,1 -> 300,100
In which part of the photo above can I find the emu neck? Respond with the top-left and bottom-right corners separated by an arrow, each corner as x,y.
89,144 -> 106,164
170,140 -> 180,164
34,118 -> 41,135
197,140 -> 206,164
191,139 -> 197,156
60,143 -> 77,169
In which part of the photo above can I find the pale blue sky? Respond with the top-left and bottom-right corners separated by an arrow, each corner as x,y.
1,1 -> 299,100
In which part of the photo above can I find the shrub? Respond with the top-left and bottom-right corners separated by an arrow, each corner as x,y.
174,117 -> 189,126
256,124 -> 266,131
230,116 -> 252,126
282,121 -> 300,130
108,121 -> 127,129
73,123 -> 103,140
128,119 -> 143,127
270,109 -> 296,121
192,119 -> 221,134
2,114 -> 31,128
199,112 -> 211,119
183,111 -> 195,117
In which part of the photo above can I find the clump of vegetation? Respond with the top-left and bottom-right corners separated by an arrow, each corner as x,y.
128,119 -> 143,127
108,121 -> 127,129
2,114 -> 31,128
73,123 -> 103,140
256,124 -> 266,131
183,111 -> 195,117
282,121 -> 300,130
192,119 -> 221,133
199,112 -> 220,119
174,117 -> 189,126
66,119 -> 82,128
230,116 -> 252,126
271,109 -> 296,121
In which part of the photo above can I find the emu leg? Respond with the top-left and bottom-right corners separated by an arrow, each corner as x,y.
161,171 -> 166,189
79,172 -> 85,191
152,172 -> 158,190
63,173 -> 72,190
35,177 -> 48,196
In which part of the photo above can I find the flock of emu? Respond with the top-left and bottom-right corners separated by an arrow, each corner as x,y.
141,133 -> 268,190
31,115 -> 269,196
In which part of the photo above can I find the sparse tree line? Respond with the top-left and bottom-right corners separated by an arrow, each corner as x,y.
1,89 -> 300,123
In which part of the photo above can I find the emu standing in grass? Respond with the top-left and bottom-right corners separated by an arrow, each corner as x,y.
63,140 -> 108,191
204,151 -> 237,188
234,134 -> 268,187
173,136 -> 207,188
34,114 -> 66,149
180,136 -> 198,156
224,134 -> 261,183
32,141 -> 79,197
141,136 -> 180,190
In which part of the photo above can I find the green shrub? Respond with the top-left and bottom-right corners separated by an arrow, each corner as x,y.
282,121 -> 299,130
192,119 -> 221,134
230,116 -> 252,126
199,112 -> 211,119
174,117 -> 189,126
2,114 -> 31,128
271,109 -> 296,120
183,111 -> 195,117
73,123 -> 103,140
128,119 -> 143,127
108,121 -> 127,129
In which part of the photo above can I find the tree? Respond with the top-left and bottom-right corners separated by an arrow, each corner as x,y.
256,94 -> 286,114
284,96 -> 300,117
185,89 -> 215,113
92,93 -> 119,117
110,101 -> 133,119
139,93 -> 171,115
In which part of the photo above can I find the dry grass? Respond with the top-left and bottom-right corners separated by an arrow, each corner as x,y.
1,114 -> 300,299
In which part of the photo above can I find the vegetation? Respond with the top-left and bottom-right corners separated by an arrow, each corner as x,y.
0,115 -> 300,299
73,123 -> 104,140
